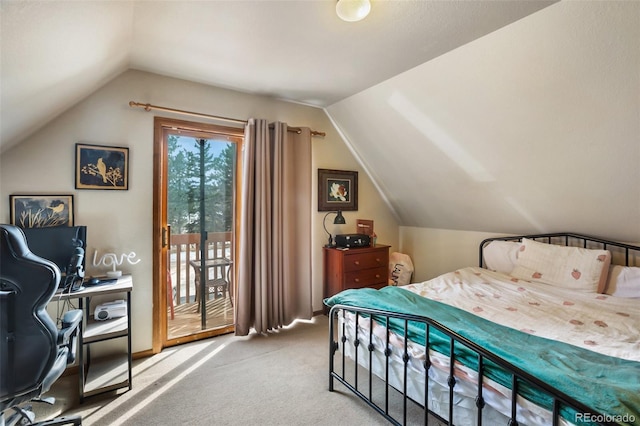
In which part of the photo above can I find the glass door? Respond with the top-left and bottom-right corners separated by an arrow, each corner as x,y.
157,119 -> 242,345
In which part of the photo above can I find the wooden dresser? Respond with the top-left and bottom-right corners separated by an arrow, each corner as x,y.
323,245 -> 390,301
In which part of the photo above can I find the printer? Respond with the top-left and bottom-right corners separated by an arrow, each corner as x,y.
335,233 -> 371,248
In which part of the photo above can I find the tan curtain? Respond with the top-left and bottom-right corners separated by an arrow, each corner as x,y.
235,119 -> 312,336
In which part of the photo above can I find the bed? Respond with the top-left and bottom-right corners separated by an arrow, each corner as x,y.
324,233 -> 640,426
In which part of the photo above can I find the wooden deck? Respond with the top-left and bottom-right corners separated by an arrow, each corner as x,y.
167,296 -> 233,340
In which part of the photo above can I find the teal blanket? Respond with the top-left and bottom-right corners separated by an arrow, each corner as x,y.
325,286 -> 640,425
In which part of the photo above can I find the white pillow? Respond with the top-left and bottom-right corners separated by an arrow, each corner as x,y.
483,240 -> 521,274
510,238 -> 611,293
388,252 -> 414,286
604,265 -> 640,298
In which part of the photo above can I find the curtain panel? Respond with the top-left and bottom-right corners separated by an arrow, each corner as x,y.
235,119 -> 312,336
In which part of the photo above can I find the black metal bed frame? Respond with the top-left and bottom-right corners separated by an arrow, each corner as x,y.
478,232 -> 640,270
327,232 -> 640,426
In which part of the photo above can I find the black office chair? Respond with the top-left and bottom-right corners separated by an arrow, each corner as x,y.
0,224 -> 83,426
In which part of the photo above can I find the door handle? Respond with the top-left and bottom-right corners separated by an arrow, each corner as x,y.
162,226 -> 170,248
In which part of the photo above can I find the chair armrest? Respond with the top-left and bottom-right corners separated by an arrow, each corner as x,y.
61,308 -> 83,327
59,309 -> 83,343
58,309 -> 82,364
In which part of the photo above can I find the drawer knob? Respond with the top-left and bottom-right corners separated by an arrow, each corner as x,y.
354,278 -> 360,283
375,274 -> 380,278
354,261 -> 360,266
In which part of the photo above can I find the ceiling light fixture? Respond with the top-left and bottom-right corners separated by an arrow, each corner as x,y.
336,0 -> 371,22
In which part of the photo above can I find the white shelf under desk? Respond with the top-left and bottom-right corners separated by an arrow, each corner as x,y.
83,353 -> 129,397
55,274 -> 133,402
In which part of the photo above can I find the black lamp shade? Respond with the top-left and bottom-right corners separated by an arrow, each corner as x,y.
333,210 -> 346,224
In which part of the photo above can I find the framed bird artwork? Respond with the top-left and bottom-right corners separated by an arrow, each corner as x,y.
75,143 -> 129,190
10,194 -> 74,228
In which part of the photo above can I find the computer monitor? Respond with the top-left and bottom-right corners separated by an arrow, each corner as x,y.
22,225 -> 87,281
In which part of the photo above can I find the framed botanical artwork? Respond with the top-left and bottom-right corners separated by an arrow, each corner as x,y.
10,194 -> 74,228
318,168 -> 358,211
75,143 -> 129,190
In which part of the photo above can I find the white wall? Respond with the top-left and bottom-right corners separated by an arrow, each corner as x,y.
400,227 -> 512,282
328,1 -> 640,242
0,69 -> 399,352
400,226 -> 640,284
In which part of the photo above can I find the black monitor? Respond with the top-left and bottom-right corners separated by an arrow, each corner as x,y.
22,225 -> 87,279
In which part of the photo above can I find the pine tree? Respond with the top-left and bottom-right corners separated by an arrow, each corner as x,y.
167,137 -> 236,235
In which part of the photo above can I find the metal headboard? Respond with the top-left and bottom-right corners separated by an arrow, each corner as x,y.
479,232 -> 640,268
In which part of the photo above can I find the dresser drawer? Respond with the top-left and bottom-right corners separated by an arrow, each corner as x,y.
343,250 -> 388,272
323,245 -> 390,303
344,266 -> 387,289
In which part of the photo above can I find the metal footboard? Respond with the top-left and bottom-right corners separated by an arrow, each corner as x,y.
328,304 -> 606,426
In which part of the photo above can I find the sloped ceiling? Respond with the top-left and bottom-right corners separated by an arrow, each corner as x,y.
327,1 -> 640,241
1,0 -> 555,152
3,1 -> 638,242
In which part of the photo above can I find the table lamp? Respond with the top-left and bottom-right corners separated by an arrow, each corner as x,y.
323,210 -> 346,247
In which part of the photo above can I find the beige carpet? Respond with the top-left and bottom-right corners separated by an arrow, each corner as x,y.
32,315 -> 442,426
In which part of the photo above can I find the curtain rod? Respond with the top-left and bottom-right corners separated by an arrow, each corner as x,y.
128,101 -> 325,137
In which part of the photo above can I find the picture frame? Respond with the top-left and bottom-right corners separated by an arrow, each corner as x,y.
10,194 -> 74,228
76,143 -> 129,190
318,168 -> 358,212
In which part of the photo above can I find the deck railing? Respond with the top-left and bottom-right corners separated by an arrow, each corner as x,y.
169,231 -> 233,306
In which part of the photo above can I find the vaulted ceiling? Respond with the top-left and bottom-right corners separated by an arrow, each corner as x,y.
326,1 -> 640,241
2,1 -> 639,242
1,0 -> 554,152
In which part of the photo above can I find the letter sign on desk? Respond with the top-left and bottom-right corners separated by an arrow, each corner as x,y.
92,250 -> 141,278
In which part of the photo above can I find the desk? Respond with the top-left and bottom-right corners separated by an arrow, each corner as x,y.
189,258 -> 233,311
55,275 -> 133,402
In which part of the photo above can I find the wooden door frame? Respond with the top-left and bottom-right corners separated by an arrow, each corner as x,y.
152,116 -> 243,353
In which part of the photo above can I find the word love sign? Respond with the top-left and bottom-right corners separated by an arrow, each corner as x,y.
92,250 -> 141,277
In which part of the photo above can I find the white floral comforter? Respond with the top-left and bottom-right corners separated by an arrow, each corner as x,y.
403,267 -> 640,362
